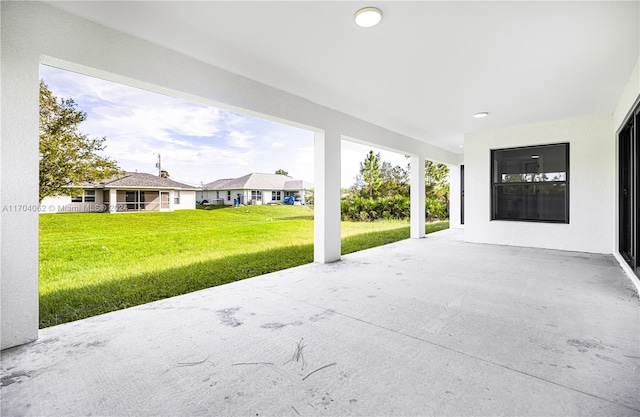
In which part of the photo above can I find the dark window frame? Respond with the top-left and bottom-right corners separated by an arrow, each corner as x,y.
491,143 -> 570,224
83,189 -> 96,203
71,189 -> 96,203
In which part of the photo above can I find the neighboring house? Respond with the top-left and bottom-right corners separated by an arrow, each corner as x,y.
198,173 -> 313,206
41,172 -> 197,213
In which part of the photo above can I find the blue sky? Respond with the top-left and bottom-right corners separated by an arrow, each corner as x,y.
40,65 -> 409,188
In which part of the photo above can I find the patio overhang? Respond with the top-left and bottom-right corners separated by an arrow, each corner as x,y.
1,0 -> 639,358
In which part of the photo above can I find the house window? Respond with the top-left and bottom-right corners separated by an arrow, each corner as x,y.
227,191 -> 231,201
272,191 -> 281,201
491,143 -> 569,223
72,189 -> 95,203
84,190 -> 96,203
251,190 -> 262,201
174,190 -> 180,205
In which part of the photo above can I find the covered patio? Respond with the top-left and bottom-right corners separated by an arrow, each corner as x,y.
2,2 -> 640,415
2,230 -> 638,416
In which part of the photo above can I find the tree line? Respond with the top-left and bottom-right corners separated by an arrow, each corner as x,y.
341,150 -> 449,221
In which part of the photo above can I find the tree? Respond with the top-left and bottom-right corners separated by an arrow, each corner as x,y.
425,160 -> 449,196
275,169 -> 289,176
425,160 -> 450,219
359,150 -> 383,199
379,161 -> 409,197
39,80 -> 121,202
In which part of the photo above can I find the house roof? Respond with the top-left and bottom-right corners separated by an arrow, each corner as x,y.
202,173 -> 312,191
83,172 -> 196,190
283,180 -> 313,191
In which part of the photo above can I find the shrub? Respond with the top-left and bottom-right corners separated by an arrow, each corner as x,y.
341,196 -> 411,221
341,194 -> 450,222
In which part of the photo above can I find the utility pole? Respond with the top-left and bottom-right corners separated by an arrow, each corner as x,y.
155,153 -> 162,177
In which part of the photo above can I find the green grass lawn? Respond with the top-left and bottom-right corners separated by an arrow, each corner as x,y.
39,205 -> 448,328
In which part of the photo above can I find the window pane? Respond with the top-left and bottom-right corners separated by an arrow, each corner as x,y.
492,143 -> 568,223
494,183 -> 566,221
84,190 -> 96,202
494,144 -> 567,184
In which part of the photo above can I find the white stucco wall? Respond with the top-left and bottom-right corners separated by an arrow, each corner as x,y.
614,56 -> 640,131
41,192 -> 106,213
173,190 -> 196,210
464,113 -> 614,254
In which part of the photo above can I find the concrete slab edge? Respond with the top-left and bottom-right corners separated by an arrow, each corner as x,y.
613,252 -> 640,296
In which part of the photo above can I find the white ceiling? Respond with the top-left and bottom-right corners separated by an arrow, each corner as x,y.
49,1 -> 639,154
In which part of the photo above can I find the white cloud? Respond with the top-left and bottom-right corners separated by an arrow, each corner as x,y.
226,130 -> 256,149
37,65 -> 405,187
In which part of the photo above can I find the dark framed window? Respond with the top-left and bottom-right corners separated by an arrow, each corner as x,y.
83,190 -> 96,203
272,191 -> 281,201
491,143 -> 569,223
71,189 -> 95,203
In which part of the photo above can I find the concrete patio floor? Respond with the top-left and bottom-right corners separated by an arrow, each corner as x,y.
1,229 -> 639,417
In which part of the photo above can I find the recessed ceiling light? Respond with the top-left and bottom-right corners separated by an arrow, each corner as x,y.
473,112 -> 490,118
355,7 -> 382,27
531,155 -> 540,159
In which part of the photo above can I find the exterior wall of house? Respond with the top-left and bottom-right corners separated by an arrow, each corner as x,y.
613,55 -> 640,282
232,190 -> 246,205
173,190 -> 196,210
200,189 -> 304,206
614,56 -> 640,131
40,189 -> 195,213
41,191 -> 106,213
198,190 -> 224,205
254,189 -> 290,204
464,113 -> 614,254
202,189 -> 246,206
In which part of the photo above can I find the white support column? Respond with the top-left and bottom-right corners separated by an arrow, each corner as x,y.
1,29 -> 40,349
448,163 -> 462,228
314,130 -> 341,263
109,189 -> 117,213
410,155 -> 426,239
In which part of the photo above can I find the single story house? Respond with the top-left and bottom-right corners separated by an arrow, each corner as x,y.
41,172 -> 197,213
198,173 -> 313,206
